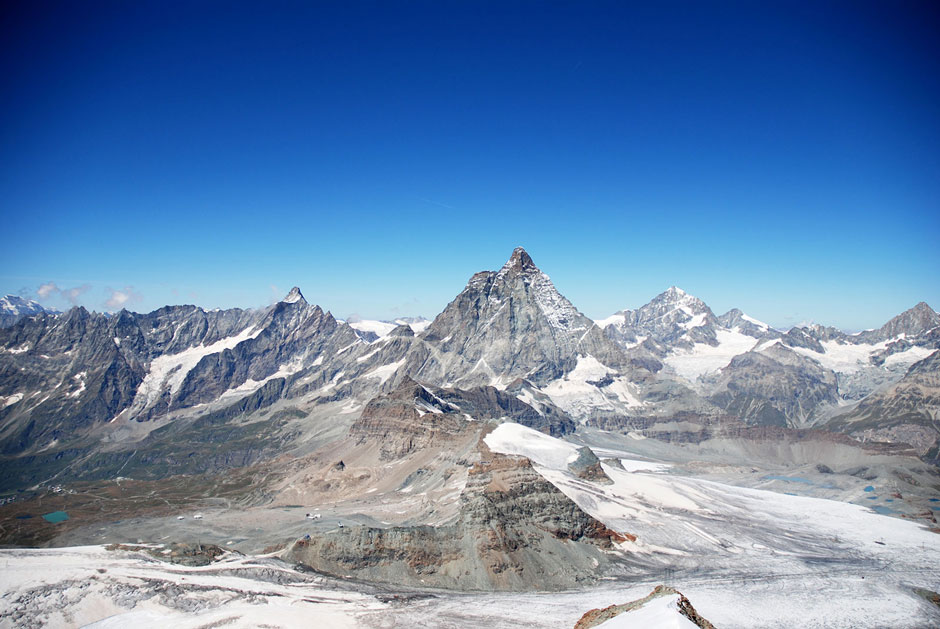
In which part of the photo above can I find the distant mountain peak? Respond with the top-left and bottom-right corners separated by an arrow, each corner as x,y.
1,295 -> 51,316
650,286 -> 707,313
282,286 -> 306,304
499,247 -> 538,276
866,300 -> 940,341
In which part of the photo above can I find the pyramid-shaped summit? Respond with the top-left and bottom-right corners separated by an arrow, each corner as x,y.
282,286 -> 306,304
498,246 -> 539,275
415,248 -> 630,387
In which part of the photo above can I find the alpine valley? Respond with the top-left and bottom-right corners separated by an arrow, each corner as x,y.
1,249 -> 939,628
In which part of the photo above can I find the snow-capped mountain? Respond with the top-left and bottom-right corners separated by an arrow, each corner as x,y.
599,286 -> 722,353
1,249 -> 938,493
0,295 -> 57,328
415,247 -> 635,387
598,289 -> 939,430
3,248 -> 940,627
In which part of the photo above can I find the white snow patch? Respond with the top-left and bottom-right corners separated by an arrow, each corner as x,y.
741,313 -> 770,330
664,328 -> 761,382
356,346 -> 384,363
364,359 -> 406,384
526,269 -> 586,332
339,402 -> 361,415
1,393 -> 24,408
515,389 -> 544,415
486,423 -> 701,521
131,325 -> 263,410
596,593 -> 698,628
790,339 -> 887,374
681,312 -> 707,330
219,359 -> 303,401
883,345 -> 935,368
400,319 -> 431,334
754,339 -> 780,353
348,319 -> 397,339
542,355 -> 643,417
595,313 -> 626,329
68,372 -> 87,398
113,337 -> 122,346
485,422 -> 580,469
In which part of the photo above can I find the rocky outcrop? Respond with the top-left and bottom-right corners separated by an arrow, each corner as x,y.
708,344 -> 839,427
350,377 -> 576,460
574,584 -> 716,629
568,446 -> 613,484
287,450 -> 627,590
349,378 -> 471,460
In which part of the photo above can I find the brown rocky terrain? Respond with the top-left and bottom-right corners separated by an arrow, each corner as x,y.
574,584 -> 716,629
287,439 -> 631,590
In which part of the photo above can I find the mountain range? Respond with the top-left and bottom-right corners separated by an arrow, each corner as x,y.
1,247 -> 937,492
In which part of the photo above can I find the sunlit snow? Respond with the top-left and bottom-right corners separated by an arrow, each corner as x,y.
663,328 -> 760,382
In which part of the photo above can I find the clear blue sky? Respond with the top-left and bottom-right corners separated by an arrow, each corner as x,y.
1,1 -> 938,330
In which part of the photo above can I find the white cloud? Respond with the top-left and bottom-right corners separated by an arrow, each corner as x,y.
36,281 -> 91,305
105,286 -> 143,310
37,282 -> 58,299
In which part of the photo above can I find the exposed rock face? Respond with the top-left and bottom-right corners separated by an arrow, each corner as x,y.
350,378 -> 470,460
573,584 -> 716,629
717,307 -> 777,339
781,327 -> 826,353
0,288 -> 362,453
602,286 -> 724,354
568,446 -> 613,484
2,250 -> 939,495
828,350 -> 940,458
288,450 -> 625,590
350,377 -> 576,460
856,302 -> 940,344
0,307 -> 147,453
599,292 -> 939,431
414,247 -> 636,387
708,344 -> 840,428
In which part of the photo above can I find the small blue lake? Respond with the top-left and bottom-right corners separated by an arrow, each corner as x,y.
864,485 -> 875,492
929,498 -> 939,503
866,496 -> 878,500
764,475 -> 813,484
42,511 -> 69,523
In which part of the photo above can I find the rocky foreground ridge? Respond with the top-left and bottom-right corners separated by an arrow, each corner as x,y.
574,584 -> 716,629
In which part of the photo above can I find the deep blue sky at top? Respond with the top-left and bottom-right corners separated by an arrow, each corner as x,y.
1,1 -> 938,329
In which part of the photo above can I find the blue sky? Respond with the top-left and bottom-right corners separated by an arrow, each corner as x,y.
1,1 -> 938,330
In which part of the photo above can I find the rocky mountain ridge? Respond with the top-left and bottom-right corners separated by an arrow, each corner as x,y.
1,249 -> 938,491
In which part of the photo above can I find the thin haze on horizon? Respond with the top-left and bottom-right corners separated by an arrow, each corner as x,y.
1,2 -> 938,330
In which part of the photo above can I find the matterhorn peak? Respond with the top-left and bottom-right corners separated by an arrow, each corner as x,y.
499,247 -> 539,276
282,286 -> 306,304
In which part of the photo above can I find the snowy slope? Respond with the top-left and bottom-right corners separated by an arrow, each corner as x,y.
485,423 -> 940,606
